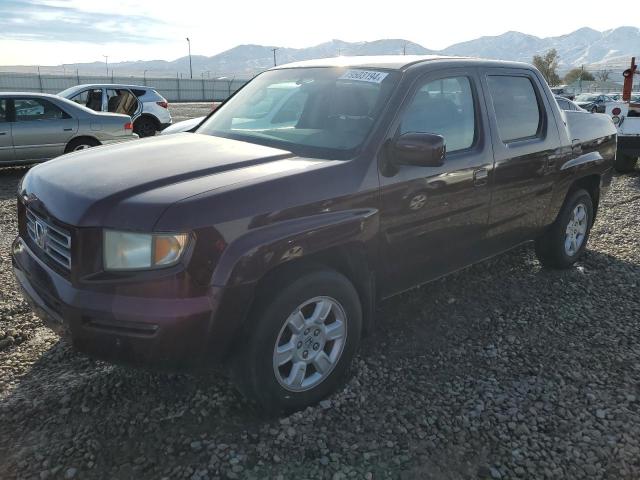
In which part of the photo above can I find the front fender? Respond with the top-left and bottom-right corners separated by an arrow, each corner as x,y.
211,209 -> 379,287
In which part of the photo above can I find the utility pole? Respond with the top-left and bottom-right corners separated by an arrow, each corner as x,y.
186,37 -> 193,79
403,43 -> 407,55
143,69 -> 147,85
271,48 -> 279,67
103,55 -> 108,76
579,64 -> 584,93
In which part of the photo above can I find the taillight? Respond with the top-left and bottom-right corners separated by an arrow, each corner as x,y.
156,101 -> 168,109
124,122 -> 133,130
612,107 -> 621,116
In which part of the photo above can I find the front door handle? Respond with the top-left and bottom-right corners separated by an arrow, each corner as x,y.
473,168 -> 489,186
0,132 -> 7,136
63,128 -> 73,131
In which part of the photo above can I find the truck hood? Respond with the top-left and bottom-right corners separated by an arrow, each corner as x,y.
20,133 -> 318,230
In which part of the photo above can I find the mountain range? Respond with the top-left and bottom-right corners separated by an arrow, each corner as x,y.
4,27 -> 639,78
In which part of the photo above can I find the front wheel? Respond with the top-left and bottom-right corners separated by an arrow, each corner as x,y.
535,189 -> 593,269
232,268 -> 362,413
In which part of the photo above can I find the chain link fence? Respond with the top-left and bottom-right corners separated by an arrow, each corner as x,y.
0,72 -> 249,102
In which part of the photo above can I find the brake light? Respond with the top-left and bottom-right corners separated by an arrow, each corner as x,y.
124,122 -> 133,130
612,107 -> 621,116
157,101 -> 168,109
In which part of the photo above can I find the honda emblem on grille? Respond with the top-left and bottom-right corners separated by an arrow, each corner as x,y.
34,220 -> 48,249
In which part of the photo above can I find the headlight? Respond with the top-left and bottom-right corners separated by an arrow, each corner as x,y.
103,230 -> 189,270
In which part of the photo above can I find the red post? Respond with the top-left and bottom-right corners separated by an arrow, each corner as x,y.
622,57 -> 636,102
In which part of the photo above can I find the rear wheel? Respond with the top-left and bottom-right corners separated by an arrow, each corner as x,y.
133,117 -> 157,137
232,268 -> 362,413
535,189 -> 593,269
614,152 -> 638,173
65,137 -> 99,153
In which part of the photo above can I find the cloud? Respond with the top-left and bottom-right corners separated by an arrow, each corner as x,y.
0,0 -> 166,44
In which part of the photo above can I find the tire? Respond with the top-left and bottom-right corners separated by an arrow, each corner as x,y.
535,189 -> 593,269
133,117 -> 157,137
232,267 -> 362,414
65,137 -> 99,153
614,152 -> 638,173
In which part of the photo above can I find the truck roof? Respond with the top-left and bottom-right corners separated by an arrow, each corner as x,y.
272,55 -> 534,71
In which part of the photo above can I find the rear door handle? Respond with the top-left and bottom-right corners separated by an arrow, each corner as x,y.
63,128 -> 73,131
0,132 -> 7,136
473,168 -> 489,186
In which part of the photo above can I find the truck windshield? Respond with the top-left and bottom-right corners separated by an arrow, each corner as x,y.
197,67 -> 399,159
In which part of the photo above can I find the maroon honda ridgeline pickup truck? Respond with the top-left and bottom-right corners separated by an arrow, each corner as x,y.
13,56 -> 616,411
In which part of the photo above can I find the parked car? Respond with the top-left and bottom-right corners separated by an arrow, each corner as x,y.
13,56 -> 616,412
574,93 -> 615,113
0,92 -> 136,165
58,84 -> 171,137
161,115 -> 204,135
161,102 -> 221,135
554,95 -> 587,112
550,85 -> 574,100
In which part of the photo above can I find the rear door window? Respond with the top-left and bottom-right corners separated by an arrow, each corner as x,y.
487,76 -> 542,142
14,98 -> 69,121
106,89 -> 139,116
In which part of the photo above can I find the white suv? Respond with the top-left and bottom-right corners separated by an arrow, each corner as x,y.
58,84 -> 172,137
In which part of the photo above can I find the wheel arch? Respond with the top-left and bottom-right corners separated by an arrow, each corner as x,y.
64,135 -> 100,153
134,113 -> 160,129
568,174 -> 601,221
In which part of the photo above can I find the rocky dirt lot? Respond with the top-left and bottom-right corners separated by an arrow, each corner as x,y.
169,103 -> 217,123
0,115 -> 638,479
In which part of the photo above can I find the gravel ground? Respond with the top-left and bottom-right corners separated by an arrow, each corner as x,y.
0,112 -> 639,478
169,102 -> 217,123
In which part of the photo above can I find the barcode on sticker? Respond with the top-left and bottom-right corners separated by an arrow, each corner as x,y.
339,70 -> 389,84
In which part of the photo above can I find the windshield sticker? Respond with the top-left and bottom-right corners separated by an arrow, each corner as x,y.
339,70 -> 388,84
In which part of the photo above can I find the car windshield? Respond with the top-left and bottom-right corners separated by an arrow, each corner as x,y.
197,67 -> 399,159
575,94 -> 598,102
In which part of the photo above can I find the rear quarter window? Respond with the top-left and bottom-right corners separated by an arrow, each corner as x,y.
131,89 -> 147,97
487,75 -> 543,143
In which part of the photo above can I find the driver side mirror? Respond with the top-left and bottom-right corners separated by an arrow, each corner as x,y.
392,132 -> 446,167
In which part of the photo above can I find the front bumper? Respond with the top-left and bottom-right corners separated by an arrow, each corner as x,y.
12,236 -> 230,369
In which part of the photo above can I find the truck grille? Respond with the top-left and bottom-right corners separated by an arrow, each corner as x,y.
26,209 -> 72,270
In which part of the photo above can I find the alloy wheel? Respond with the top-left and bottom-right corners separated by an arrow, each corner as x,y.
564,203 -> 588,256
272,296 -> 347,392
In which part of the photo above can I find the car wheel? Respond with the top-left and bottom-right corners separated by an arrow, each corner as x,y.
134,117 -> 157,137
535,188 -> 593,269
65,137 -> 100,153
614,153 -> 638,173
232,267 -> 362,414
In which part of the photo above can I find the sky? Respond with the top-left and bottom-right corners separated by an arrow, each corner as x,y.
0,0 -> 631,66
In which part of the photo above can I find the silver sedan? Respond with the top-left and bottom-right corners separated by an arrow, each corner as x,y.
0,92 -> 137,165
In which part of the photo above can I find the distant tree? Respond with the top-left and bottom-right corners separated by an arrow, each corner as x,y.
564,67 -> 595,84
595,69 -> 612,82
532,49 -> 561,86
